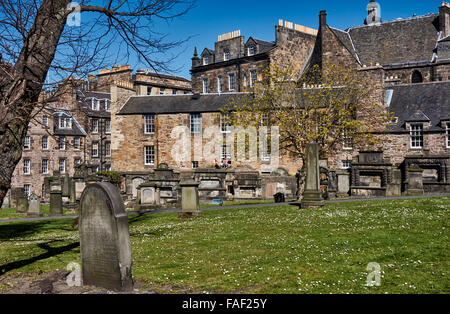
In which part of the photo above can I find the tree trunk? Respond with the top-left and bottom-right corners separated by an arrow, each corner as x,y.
0,0 -> 71,207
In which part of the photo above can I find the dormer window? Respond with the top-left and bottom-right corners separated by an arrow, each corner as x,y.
203,56 -> 209,65
410,123 -> 423,149
248,45 -> 256,56
104,99 -> 111,111
224,49 -> 230,61
91,98 -> 100,110
59,116 -> 72,129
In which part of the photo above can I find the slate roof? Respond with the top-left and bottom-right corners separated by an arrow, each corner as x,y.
331,14 -> 440,66
118,93 -> 251,115
76,90 -> 111,118
247,37 -> 276,54
47,107 -> 87,136
387,81 -> 450,131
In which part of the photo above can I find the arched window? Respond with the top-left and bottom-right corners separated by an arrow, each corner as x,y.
412,70 -> 423,84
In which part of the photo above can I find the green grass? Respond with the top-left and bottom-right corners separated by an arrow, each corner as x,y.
0,206 -> 74,220
0,197 -> 449,294
200,199 -> 278,208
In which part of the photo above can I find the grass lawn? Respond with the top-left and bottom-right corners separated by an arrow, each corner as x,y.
0,205 -> 74,220
0,197 -> 448,294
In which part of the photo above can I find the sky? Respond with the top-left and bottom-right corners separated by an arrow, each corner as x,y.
117,0 -> 443,79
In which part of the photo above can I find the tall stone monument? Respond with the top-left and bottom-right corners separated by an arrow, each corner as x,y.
79,182 -> 133,292
50,175 -> 63,216
179,181 -> 202,218
301,142 -> 324,208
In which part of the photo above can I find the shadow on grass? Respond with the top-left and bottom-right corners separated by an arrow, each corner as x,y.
0,240 -> 80,276
0,219 -> 74,241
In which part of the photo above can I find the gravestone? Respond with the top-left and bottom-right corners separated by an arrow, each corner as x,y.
16,195 -> 29,213
336,170 -> 350,198
27,194 -> 42,218
140,183 -> 157,205
50,177 -> 63,216
386,168 -> 402,197
406,166 -> 424,196
79,182 -> 133,292
301,143 -> 324,208
179,181 -> 202,218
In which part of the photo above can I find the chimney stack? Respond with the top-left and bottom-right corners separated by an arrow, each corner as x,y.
319,10 -> 327,27
440,2 -> 450,38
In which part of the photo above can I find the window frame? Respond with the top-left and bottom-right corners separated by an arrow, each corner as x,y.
228,73 -> 236,91
42,136 -> 48,150
190,113 -> 202,134
217,76 -> 223,93
446,122 -> 450,149
144,115 -> 155,134
105,119 -> 111,134
250,70 -> 257,87
202,78 -> 209,94
91,118 -> 99,133
42,159 -> 49,174
59,159 -> 66,174
74,137 -> 81,150
59,136 -> 66,150
410,123 -> 424,149
92,142 -> 99,158
24,136 -> 31,150
23,159 -> 31,175
144,146 -> 155,166
223,49 -> 230,61
220,113 -> 232,134
24,185 -> 30,198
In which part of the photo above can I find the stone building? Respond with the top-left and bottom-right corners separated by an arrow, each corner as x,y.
10,105 -> 87,203
302,1 -> 450,195
111,22 -> 318,205
191,22 -> 317,93
5,64 -> 192,206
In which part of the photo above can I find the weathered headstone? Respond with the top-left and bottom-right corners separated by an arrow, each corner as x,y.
301,143 -> 324,208
140,183 -> 157,205
50,177 -> 63,216
336,170 -> 350,198
406,166 -> 424,196
27,194 -> 42,218
67,180 -> 78,211
79,182 -> 133,291
386,168 -> 402,197
179,181 -> 202,218
16,195 -> 29,213
62,174 -> 71,197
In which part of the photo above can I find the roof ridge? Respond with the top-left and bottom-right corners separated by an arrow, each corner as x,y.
347,13 -> 438,31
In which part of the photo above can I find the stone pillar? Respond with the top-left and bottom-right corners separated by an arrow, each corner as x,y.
301,143 -> 324,208
406,166 -> 424,196
79,182 -> 133,292
67,180 -> 78,211
50,178 -> 63,216
27,194 -> 42,218
336,170 -> 350,198
179,181 -> 202,218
